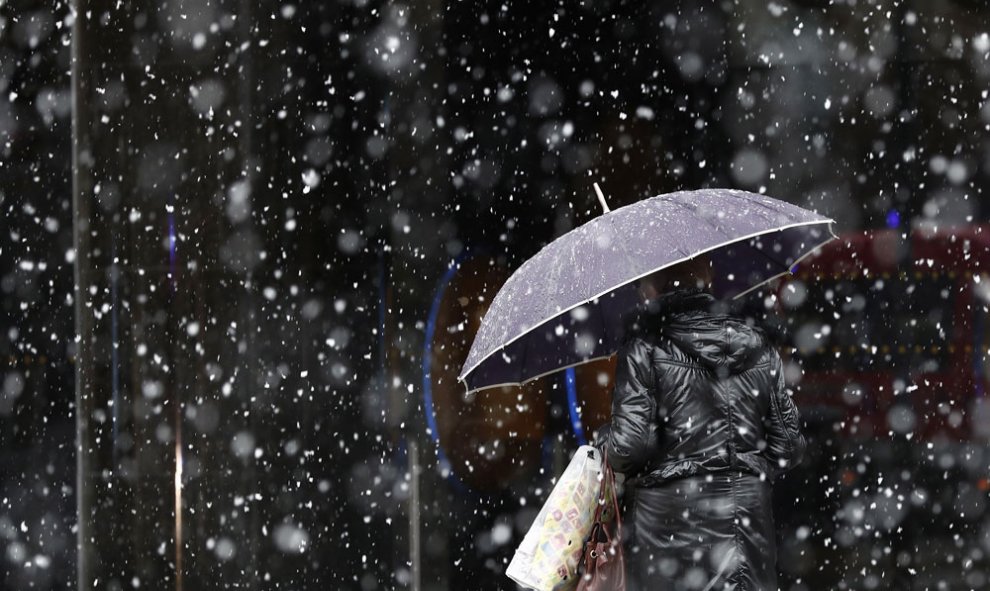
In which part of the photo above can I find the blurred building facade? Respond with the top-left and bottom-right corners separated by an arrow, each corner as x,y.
1,0 -> 990,589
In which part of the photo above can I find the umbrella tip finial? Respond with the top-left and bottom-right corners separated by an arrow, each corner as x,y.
593,182 -> 610,214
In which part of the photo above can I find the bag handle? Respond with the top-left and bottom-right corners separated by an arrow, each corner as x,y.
592,449 -> 622,543
605,450 -> 622,541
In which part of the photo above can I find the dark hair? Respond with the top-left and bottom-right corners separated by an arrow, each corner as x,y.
638,254 -> 713,294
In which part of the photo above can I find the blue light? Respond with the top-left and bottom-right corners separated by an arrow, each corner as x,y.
421,248 -> 480,495
565,367 -> 587,445
886,209 -> 901,228
422,253 -> 470,449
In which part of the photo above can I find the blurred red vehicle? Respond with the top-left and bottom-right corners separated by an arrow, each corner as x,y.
773,223 -> 990,588
781,223 -> 990,443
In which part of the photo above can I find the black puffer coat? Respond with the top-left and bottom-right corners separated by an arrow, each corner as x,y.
599,288 -> 806,591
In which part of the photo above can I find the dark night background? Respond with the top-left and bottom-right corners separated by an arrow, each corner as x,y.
2,0 -> 990,589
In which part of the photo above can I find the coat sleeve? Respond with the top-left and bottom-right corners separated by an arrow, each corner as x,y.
604,337 -> 658,476
762,350 -> 806,477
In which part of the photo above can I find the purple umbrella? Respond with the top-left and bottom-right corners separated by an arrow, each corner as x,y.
456,187 -> 836,394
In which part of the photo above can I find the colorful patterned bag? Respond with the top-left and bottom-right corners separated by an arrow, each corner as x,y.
507,445 -> 614,591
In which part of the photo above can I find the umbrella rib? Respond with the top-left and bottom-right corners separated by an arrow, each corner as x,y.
731,223 -> 838,299
681,199 -> 803,281
537,226 -> 580,378
745,234 -> 793,271
654,197 -> 705,258
518,313 -> 530,383
670,196 -> 731,243
597,293 -> 612,353
735,190 -> 780,212
538,229 -> 571,346
667,194 -> 790,269
605,210 -> 648,318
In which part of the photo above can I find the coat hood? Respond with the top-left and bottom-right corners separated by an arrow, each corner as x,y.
623,288 -> 767,374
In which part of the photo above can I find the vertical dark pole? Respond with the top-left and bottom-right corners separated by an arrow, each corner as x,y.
408,439 -> 422,591
71,2 -> 92,588
171,206 -> 184,591
382,0 -> 451,587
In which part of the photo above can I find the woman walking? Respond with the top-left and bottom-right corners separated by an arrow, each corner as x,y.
597,256 -> 806,591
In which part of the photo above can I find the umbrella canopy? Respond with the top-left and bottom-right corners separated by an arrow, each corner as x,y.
457,188 -> 836,394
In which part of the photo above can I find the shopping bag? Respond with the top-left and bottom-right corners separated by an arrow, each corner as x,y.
507,445 -> 611,591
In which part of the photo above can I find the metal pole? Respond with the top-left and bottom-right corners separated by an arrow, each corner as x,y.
409,439 -> 421,591
70,1 -> 93,588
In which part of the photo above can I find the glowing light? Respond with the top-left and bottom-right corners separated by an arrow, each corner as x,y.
886,209 -> 901,228
566,367 -> 587,445
174,420 -> 184,591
